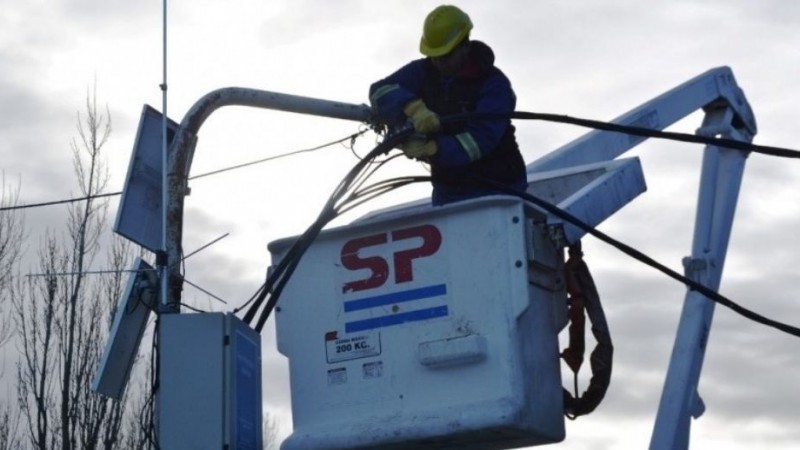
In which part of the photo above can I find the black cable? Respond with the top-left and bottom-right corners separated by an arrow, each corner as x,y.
243,128 -> 416,332
248,177 -> 426,333
240,111 -> 800,338
7,110 -> 800,213
179,302 -> 209,313
249,174 -> 430,330
475,176 -> 800,338
0,191 -> 120,212
336,176 -> 430,216
465,111 -> 800,159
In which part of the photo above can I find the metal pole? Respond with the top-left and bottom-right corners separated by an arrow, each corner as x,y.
157,2 -> 169,449
649,108 -> 751,449
163,88 -> 371,309
160,0 -> 170,311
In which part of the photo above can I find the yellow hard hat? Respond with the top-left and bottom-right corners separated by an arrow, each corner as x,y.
419,5 -> 473,57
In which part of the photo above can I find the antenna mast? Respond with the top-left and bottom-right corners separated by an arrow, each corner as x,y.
160,0 -> 169,310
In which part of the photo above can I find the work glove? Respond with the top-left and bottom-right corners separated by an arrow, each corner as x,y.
403,99 -> 441,134
400,139 -> 438,160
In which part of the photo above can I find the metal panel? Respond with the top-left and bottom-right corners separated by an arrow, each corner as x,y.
227,314 -> 264,450
114,105 -> 178,252
527,158 -> 647,245
92,257 -> 155,399
160,313 -> 263,450
161,313 -> 226,449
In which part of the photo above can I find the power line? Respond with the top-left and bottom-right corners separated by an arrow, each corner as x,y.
8,107 -> 793,338
3,110 -> 799,213
0,130 -> 367,212
237,118 -> 800,340
507,111 -> 800,159
187,130 -> 367,180
475,176 -> 800,339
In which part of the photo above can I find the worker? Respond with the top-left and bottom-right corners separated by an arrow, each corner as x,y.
369,5 -> 528,206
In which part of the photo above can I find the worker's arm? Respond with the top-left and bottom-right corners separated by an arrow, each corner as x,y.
369,60 -> 427,125
432,71 -> 516,167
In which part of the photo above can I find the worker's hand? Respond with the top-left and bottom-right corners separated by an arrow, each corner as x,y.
400,139 -> 438,160
403,99 -> 441,134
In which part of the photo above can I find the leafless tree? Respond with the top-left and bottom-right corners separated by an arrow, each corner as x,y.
0,174 -> 23,450
12,89 -> 150,450
0,174 -> 23,347
0,407 -> 20,450
263,411 -> 280,450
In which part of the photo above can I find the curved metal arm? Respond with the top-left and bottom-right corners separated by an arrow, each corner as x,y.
162,87 -> 372,310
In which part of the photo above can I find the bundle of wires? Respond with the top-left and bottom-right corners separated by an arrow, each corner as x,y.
238,110 -> 800,338
240,126 -> 430,333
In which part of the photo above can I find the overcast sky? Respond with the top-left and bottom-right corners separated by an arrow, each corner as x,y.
2,1 -> 799,449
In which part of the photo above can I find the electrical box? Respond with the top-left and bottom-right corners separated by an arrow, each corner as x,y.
160,313 -> 263,450
270,196 -> 567,450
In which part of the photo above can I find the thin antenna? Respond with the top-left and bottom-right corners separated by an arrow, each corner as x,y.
26,233 -> 229,279
183,278 -> 229,305
160,0 -> 169,310
26,268 -> 157,278
182,233 -> 230,261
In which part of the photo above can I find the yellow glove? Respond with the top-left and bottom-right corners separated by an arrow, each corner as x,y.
400,140 -> 438,160
403,99 -> 441,134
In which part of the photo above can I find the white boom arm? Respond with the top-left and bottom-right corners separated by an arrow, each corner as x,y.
528,66 -> 756,449
526,66 -> 756,173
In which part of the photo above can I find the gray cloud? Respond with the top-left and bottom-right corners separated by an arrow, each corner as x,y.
3,1 -> 799,448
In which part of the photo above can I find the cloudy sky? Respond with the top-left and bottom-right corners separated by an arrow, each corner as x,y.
2,0 -> 799,448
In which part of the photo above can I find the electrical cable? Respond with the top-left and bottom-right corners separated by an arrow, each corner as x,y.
0,191 -> 120,212
6,110 -> 800,213
188,130 -> 368,180
472,176 -> 800,338
10,107 -> 799,337
241,127 -> 417,332
0,130 -> 369,212
247,173 -> 428,333
179,302 -> 209,313
336,176 -> 430,216
239,111 -> 800,339
467,111 -> 800,158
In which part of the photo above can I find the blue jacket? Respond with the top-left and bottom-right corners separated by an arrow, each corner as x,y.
370,41 -> 527,205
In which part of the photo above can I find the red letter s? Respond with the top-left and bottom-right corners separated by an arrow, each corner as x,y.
341,233 -> 389,293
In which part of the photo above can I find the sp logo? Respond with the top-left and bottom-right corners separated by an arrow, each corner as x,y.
340,224 -> 442,293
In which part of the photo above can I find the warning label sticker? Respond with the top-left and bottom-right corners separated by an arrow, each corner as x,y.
325,331 -> 381,364
362,361 -> 383,379
327,367 -> 347,386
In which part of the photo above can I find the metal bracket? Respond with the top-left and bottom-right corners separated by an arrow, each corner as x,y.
681,256 -> 710,282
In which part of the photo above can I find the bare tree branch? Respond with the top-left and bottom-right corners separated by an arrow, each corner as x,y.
13,86 -> 152,450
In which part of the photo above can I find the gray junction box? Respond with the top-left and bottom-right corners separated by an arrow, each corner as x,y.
160,313 -> 263,450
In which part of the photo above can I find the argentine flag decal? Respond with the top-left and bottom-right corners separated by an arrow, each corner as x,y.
343,284 -> 448,333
